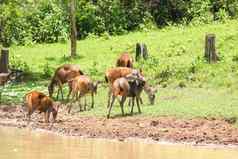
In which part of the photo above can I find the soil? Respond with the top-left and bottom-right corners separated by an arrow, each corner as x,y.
0,105 -> 238,146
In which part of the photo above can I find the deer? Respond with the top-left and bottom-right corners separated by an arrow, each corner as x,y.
116,52 -> 133,68
24,91 -> 60,123
67,75 -> 100,113
129,83 -> 158,106
107,71 -> 146,118
48,64 -> 84,100
105,67 -> 157,107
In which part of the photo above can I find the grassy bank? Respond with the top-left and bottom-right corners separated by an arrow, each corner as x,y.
1,20 -> 238,121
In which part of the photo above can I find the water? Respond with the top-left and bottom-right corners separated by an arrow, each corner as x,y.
0,127 -> 238,159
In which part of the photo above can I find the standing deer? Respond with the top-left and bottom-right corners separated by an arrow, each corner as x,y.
48,64 -> 84,100
67,75 -> 100,113
24,91 -> 59,123
107,72 -> 146,118
116,52 -> 133,68
105,67 -> 157,107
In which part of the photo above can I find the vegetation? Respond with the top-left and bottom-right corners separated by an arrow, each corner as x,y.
1,0 -> 238,46
1,20 -> 238,122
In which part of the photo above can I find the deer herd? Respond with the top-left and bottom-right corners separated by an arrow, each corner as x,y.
24,52 -> 158,123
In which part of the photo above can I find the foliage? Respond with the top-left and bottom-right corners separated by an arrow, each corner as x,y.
0,0 -> 68,46
1,0 -> 238,45
10,54 -> 30,73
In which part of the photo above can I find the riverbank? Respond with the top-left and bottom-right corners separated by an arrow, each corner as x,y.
0,105 -> 238,146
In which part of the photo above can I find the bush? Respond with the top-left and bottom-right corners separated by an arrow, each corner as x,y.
1,0 -> 238,46
10,54 -> 30,73
0,0 -> 68,46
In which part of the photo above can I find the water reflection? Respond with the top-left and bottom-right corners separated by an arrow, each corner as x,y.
0,127 -> 238,159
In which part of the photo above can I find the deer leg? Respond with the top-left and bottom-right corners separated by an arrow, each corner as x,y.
44,111 -> 50,123
128,98 -> 131,107
59,85 -> 64,100
120,96 -> 126,116
84,96 -> 87,111
27,107 -> 35,123
130,97 -> 135,115
68,92 -> 76,114
27,110 -> 32,122
56,87 -> 60,100
67,87 -> 72,102
107,88 -> 112,108
139,97 -> 143,105
107,95 -> 116,119
91,92 -> 94,109
78,93 -> 83,111
136,97 -> 141,113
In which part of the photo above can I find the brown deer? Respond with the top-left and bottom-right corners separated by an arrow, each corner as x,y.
48,64 -> 84,100
107,72 -> 146,118
143,83 -> 158,105
105,67 -> 139,107
116,52 -> 133,68
105,67 -> 157,106
67,75 -> 100,113
24,91 -> 59,123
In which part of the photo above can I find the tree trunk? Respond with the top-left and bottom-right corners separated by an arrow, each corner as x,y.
205,34 -> 218,63
69,0 -> 77,57
0,48 -> 9,73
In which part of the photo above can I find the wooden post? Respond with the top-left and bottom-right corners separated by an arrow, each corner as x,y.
136,43 -> 142,61
0,48 -> 9,73
142,43 -> 148,60
136,43 -> 148,61
69,0 -> 77,57
205,34 -> 218,63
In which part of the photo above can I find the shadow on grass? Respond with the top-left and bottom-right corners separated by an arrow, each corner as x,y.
45,57 -> 56,61
109,112 -> 142,119
58,55 -> 85,63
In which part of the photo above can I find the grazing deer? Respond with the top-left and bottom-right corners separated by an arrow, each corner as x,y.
67,75 -> 100,113
116,52 -> 133,68
24,91 -> 59,123
129,83 -> 158,106
105,67 -> 141,107
143,83 -> 158,105
107,72 -> 146,118
48,64 -> 84,100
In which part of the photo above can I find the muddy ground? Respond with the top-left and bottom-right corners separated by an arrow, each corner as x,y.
0,105 -> 238,146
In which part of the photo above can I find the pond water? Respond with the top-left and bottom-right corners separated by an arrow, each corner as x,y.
0,127 -> 238,159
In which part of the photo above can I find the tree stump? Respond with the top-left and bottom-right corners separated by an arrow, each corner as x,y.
205,34 -> 218,63
0,48 -> 9,73
136,43 -> 148,61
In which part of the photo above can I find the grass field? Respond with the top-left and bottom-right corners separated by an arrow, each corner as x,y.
1,20 -> 238,122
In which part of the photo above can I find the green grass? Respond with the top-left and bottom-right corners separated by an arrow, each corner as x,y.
1,20 -> 238,121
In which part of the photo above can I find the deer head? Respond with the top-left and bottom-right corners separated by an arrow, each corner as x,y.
144,84 -> 158,105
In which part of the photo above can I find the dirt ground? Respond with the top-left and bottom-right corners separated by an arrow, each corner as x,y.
0,105 -> 238,146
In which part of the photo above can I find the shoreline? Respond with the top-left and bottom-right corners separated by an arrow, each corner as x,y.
1,105 -> 238,147
1,124 -> 238,150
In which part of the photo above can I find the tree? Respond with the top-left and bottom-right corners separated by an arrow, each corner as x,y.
69,0 -> 77,57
